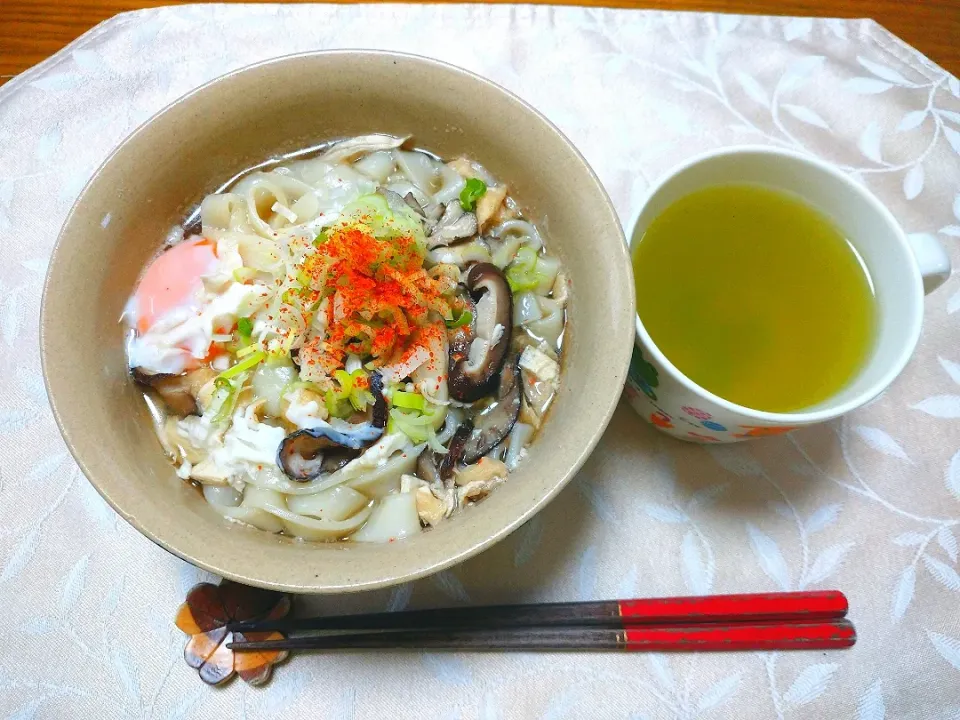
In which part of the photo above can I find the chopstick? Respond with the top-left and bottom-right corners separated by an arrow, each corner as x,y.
226,590 -> 848,634
227,619 -> 855,652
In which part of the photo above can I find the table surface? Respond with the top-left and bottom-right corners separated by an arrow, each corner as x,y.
1,0 -> 958,81
3,4 -> 960,716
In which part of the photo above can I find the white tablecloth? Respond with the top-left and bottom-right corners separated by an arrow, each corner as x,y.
1,5 -> 959,718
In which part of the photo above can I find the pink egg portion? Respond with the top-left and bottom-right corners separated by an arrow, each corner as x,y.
134,238 -> 217,332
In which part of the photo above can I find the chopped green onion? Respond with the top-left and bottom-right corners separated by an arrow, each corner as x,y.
506,247 -> 544,293
392,390 -> 425,411
333,370 -> 354,397
325,389 -> 353,419
237,317 -> 253,338
344,369 -> 371,411
236,343 -> 259,359
424,422 -> 447,454
388,400 -> 448,448
265,344 -> 287,364
281,287 -> 311,306
212,372 -> 249,423
513,246 -> 538,271
283,380 -> 325,396
389,408 -> 430,443
296,269 -> 313,288
233,267 -> 257,283
325,389 -> 339,417
314,230 -> 329,246
445,308 -> 473,329
459,178 -> 487,211
218,350 -> 265,381
349,389 -> 373,412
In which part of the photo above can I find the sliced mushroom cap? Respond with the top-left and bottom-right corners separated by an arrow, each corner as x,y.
277,371 -> 388,482
423,202 -> 444,224
377,188 -> 418,217
377,189 -> 441,236
416,451 -> 442,485
462,353 -> 521,464
321,450 -> 358,474
448,292 -> 477,360
448,263 -> 513,402
320,134 -> 409,165
426,201 -> 478,249
402,192 -> 425,217
278,424 -> 383,482
132,367 -> 215,416
369,372 -> 388,429
439,420 -> 474,482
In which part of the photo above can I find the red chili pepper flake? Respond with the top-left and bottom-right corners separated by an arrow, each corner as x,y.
297,224 -> 451,373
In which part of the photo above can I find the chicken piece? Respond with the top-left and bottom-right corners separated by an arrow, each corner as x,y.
454,457 -> 508,487
551,270 -> 569,306
190,457 -> 231,486
519,346 -> 560,388
519,345 -> 560,419
416,486 -> 447,527
476,185 -> 507,231
457,476 -> 506,505
400,473 -> 423,494
401,473 -> 449,527
137,367 -> 217,416
446,158 -> 474,179
195,378 -> 218,414
163,417 -> 206,464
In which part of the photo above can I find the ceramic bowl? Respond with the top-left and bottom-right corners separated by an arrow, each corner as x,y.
41,51 -> 634,593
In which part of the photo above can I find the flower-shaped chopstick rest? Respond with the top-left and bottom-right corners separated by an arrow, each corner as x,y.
176,580 -> 291,686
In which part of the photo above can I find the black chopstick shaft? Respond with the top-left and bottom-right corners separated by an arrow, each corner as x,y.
227,591 -> 848,633
229,601 -> 620,633
231,627 -> 623,651
227,620 -> 856,652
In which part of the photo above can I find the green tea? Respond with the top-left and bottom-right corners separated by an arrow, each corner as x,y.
632,184 -> 876,413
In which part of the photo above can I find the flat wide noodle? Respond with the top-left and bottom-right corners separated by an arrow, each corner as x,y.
133,137 -> 566,542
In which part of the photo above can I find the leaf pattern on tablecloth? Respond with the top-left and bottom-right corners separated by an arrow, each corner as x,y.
0,6 -> 958,719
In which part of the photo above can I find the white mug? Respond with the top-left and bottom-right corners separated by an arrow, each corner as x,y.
624,147 -> 951,443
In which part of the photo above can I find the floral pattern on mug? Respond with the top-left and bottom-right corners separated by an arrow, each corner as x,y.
628,346 -> 659,401
733,425 -> 799,438
681,406 -> 712,420
650,411 -> 673,429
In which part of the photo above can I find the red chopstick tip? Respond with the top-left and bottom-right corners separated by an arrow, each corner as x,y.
617,590 -> 849,624
623,619 -> 855,652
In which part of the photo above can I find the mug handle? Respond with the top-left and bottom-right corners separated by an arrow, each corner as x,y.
908,233 -> 952,294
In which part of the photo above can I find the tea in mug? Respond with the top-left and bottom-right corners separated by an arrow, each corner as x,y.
632,184 -> 876,413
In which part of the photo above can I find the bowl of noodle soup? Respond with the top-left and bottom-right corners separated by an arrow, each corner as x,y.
41,51 -> 634,592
